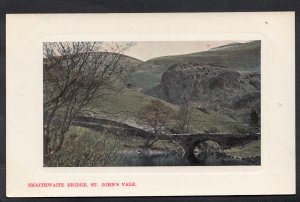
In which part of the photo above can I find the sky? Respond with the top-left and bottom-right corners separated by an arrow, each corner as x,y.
122,40 -> 251,61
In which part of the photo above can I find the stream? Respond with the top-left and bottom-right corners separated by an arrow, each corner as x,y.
114,149 -> 260,166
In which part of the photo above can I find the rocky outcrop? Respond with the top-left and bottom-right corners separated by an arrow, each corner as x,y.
146,63 -> 260,122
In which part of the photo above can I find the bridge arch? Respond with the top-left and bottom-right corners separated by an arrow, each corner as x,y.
182,138 -> 224,164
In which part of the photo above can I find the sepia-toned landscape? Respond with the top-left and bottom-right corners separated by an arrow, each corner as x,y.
43,41 -> 261,167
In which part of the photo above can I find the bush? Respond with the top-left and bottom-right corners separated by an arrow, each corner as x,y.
44,127 -> 121,167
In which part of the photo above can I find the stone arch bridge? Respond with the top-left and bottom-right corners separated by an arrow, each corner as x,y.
74,115 -> 260,164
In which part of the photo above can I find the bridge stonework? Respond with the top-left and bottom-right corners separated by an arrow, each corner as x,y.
171,133 -> 260,164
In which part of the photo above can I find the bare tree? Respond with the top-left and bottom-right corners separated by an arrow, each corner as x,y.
176,100 -> 192,133
138,100 -> 171,147
43,42 -> 134,161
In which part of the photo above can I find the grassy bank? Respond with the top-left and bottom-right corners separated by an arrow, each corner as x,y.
45,126 -> 180,167
224,139 -> 261,157
88,89 -> 247,133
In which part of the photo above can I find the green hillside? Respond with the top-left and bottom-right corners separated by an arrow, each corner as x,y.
87,89 -> 246,133
125,40 -> 261,90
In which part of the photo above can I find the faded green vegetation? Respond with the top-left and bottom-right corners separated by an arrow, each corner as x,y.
224,139 -> 260,157
45,127 -> 122,167
45,126 -> 181,167
124,61 -> 172,90
88,89 -> 247,133
90,89 -> 168,116
187,109 -> 247,133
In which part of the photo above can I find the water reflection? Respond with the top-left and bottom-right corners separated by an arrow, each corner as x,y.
114,149 -> 260,166
116,150 -> 190,166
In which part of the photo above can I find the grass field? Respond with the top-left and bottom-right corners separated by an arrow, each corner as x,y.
87,89 -> 247,133
224,139 -> 261,157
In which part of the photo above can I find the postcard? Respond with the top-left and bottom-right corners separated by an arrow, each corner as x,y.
6,12 -> 295,196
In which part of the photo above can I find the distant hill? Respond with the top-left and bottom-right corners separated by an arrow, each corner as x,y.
125,40 -> 261,90
44,51 -> 143,87
44,51 -> 143,71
